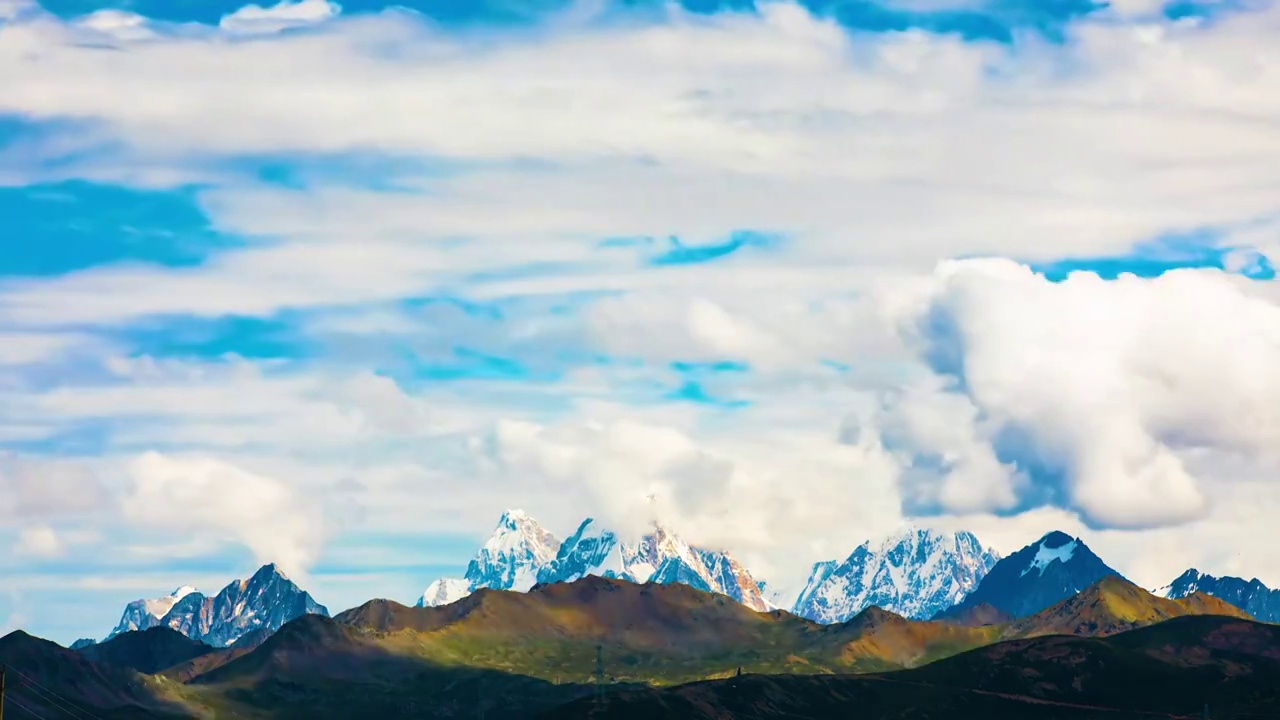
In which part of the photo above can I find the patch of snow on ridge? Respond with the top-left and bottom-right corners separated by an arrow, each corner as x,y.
143,586 -> 198,619
418,578 -> 470,608
1020,538 -> 1079,577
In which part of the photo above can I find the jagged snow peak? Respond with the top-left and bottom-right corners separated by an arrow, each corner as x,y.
792,528 -> 1000,623
107,564 -> 328,647
417,512 -> 771,611
1154,568 -> 1280,623
470,509 -> 562,593
1153,568 -> 1201,599
108,585 -> 200,637
1020,537 -> 1079,577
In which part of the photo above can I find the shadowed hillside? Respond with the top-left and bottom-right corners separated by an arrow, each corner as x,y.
544,615 -> 1280,719
161,625 -> 276,682
79,626 -> 217,675
0,630 -> 191,719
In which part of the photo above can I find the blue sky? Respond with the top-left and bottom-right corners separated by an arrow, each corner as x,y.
2,0 -> 1280,643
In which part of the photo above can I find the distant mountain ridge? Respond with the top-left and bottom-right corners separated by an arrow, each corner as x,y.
791,528 -> 1000,622
1155,568 -> 1280,622
936,531 -> 1123,620
107,564 -> 329,648
1005,575 -> 1251,638
416,510 -> 771,611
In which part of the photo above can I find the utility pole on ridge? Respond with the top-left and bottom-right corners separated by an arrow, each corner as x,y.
1,663 -> 7,720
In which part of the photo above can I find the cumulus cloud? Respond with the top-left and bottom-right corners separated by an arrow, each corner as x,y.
219,0 -> 341,35
76,10 -> 156,41
121,452 -> 326,577
895,260 -> 1280,529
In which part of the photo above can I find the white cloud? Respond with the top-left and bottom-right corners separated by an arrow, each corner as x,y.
897,260 -> 1280,529
121,452 -> 326,577
0,0 -> 33,22
14,525 -> 63,558
219,0 -> 341,35
76,10 -> 155,41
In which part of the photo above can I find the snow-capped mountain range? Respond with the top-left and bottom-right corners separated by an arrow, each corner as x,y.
107,564 -> 328,647
417,510 -> 772,611
1155,568 -> 1280,623
101,521 -> 1280,645
791,529 -> 1001,622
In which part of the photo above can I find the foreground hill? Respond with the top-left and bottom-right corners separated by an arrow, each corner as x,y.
545,615 -> 1280,719
0,630 -> 189,719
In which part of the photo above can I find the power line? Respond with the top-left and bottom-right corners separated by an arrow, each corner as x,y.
4,694 -> 50,720
11,682 -> 93,720
6,669 -> 107,720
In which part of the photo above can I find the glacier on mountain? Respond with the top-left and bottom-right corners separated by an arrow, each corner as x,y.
416,511 -> 771,611
107,564 -> 328,647
791,528 -> 1000,622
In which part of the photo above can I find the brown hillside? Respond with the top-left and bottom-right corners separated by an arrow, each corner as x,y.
340,575 -> 816,651
832,606 -> 999,668
1006,575 -> 1251,639
939,601 -> 1013,627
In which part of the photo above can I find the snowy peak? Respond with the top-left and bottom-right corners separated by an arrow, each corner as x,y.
938,530 -> 1122,620
537,518 -> 625,585
109,564 -> 329,648
417,578 -> 470,608
107,585 -> 202,639
1154,568 -> 1204,599
1155,568 -> 1280,623
792,528 -> 999,623
466,508 -> 562,593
